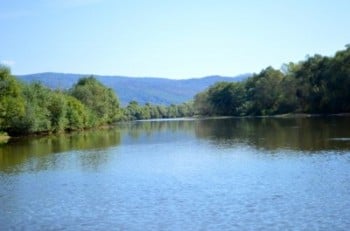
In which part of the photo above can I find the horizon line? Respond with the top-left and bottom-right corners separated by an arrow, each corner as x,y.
14,71 -> 252,80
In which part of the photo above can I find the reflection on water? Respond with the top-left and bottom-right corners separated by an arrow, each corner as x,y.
0,128 -> 121,173
1,117 -> 350,230
120,119 -> 195,139
195,117 -> 350,151
1,117 -> 350,173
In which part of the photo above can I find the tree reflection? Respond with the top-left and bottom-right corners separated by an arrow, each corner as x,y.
0,128 -> 121,173
2,117 -> 350,173
119,119 -> 196,140
195,117 -> 350,151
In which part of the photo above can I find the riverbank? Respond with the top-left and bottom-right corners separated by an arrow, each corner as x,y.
196,112 -> 350,119
2,113 -> 350,142
271,112 -> 350,118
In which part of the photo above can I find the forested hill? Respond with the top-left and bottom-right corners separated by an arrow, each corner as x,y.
17,73 -> 250,105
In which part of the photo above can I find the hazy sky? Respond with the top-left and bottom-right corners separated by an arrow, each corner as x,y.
1,0 -> 349,79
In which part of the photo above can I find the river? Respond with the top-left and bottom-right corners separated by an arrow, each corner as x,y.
1,117 -> 350,230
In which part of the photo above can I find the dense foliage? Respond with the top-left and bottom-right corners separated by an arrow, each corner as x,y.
70,76 -> 122,125
0,69 -> 122,136
0,68 -> 193,136
0,67 -> 26,134
194,46 -> 350,116
122,101 -> 194,120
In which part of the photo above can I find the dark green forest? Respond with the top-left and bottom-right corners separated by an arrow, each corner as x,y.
194,46 -> 350,116
1,45 -> 350,137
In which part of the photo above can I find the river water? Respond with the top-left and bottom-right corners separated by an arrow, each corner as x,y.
1,117 -> 350,230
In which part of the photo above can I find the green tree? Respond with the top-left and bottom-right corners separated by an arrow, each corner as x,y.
47,91 -> 67,132
207,82 -> 246,116
21,83 -> 52,133
326,46 -> 350,112
295,55 -> 331,113
124,101 -> 142,120
245,67 -> 284,115
0,66 -> 26,135
70,76 -> 121,125
194,90 -> 213,116
66,95 -> 92,130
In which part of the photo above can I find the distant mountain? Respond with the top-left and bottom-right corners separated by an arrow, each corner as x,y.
17,73 -> 251,105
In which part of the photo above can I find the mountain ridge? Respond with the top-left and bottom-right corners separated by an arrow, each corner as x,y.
17,72 -> 251,105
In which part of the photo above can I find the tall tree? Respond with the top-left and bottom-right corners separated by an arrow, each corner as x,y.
245,67 -> 284,115
70,76 -> 121,125
0,66 -> 25,134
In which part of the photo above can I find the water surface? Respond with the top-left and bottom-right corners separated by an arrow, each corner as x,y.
1,117 -> 350,230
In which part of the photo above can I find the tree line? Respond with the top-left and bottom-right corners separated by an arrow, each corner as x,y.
0,67 -> 194,136
1,45 -> 350,136
194,45 -> 350,116
122,101 -> 193,121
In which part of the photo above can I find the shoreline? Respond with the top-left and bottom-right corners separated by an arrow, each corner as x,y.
1,124 -> 118,143
196,112 -> 350,119
2,113 -> 350,143
265,112 -> 350,118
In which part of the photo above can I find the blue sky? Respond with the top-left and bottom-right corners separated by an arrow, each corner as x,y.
1,0 -> 349,79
